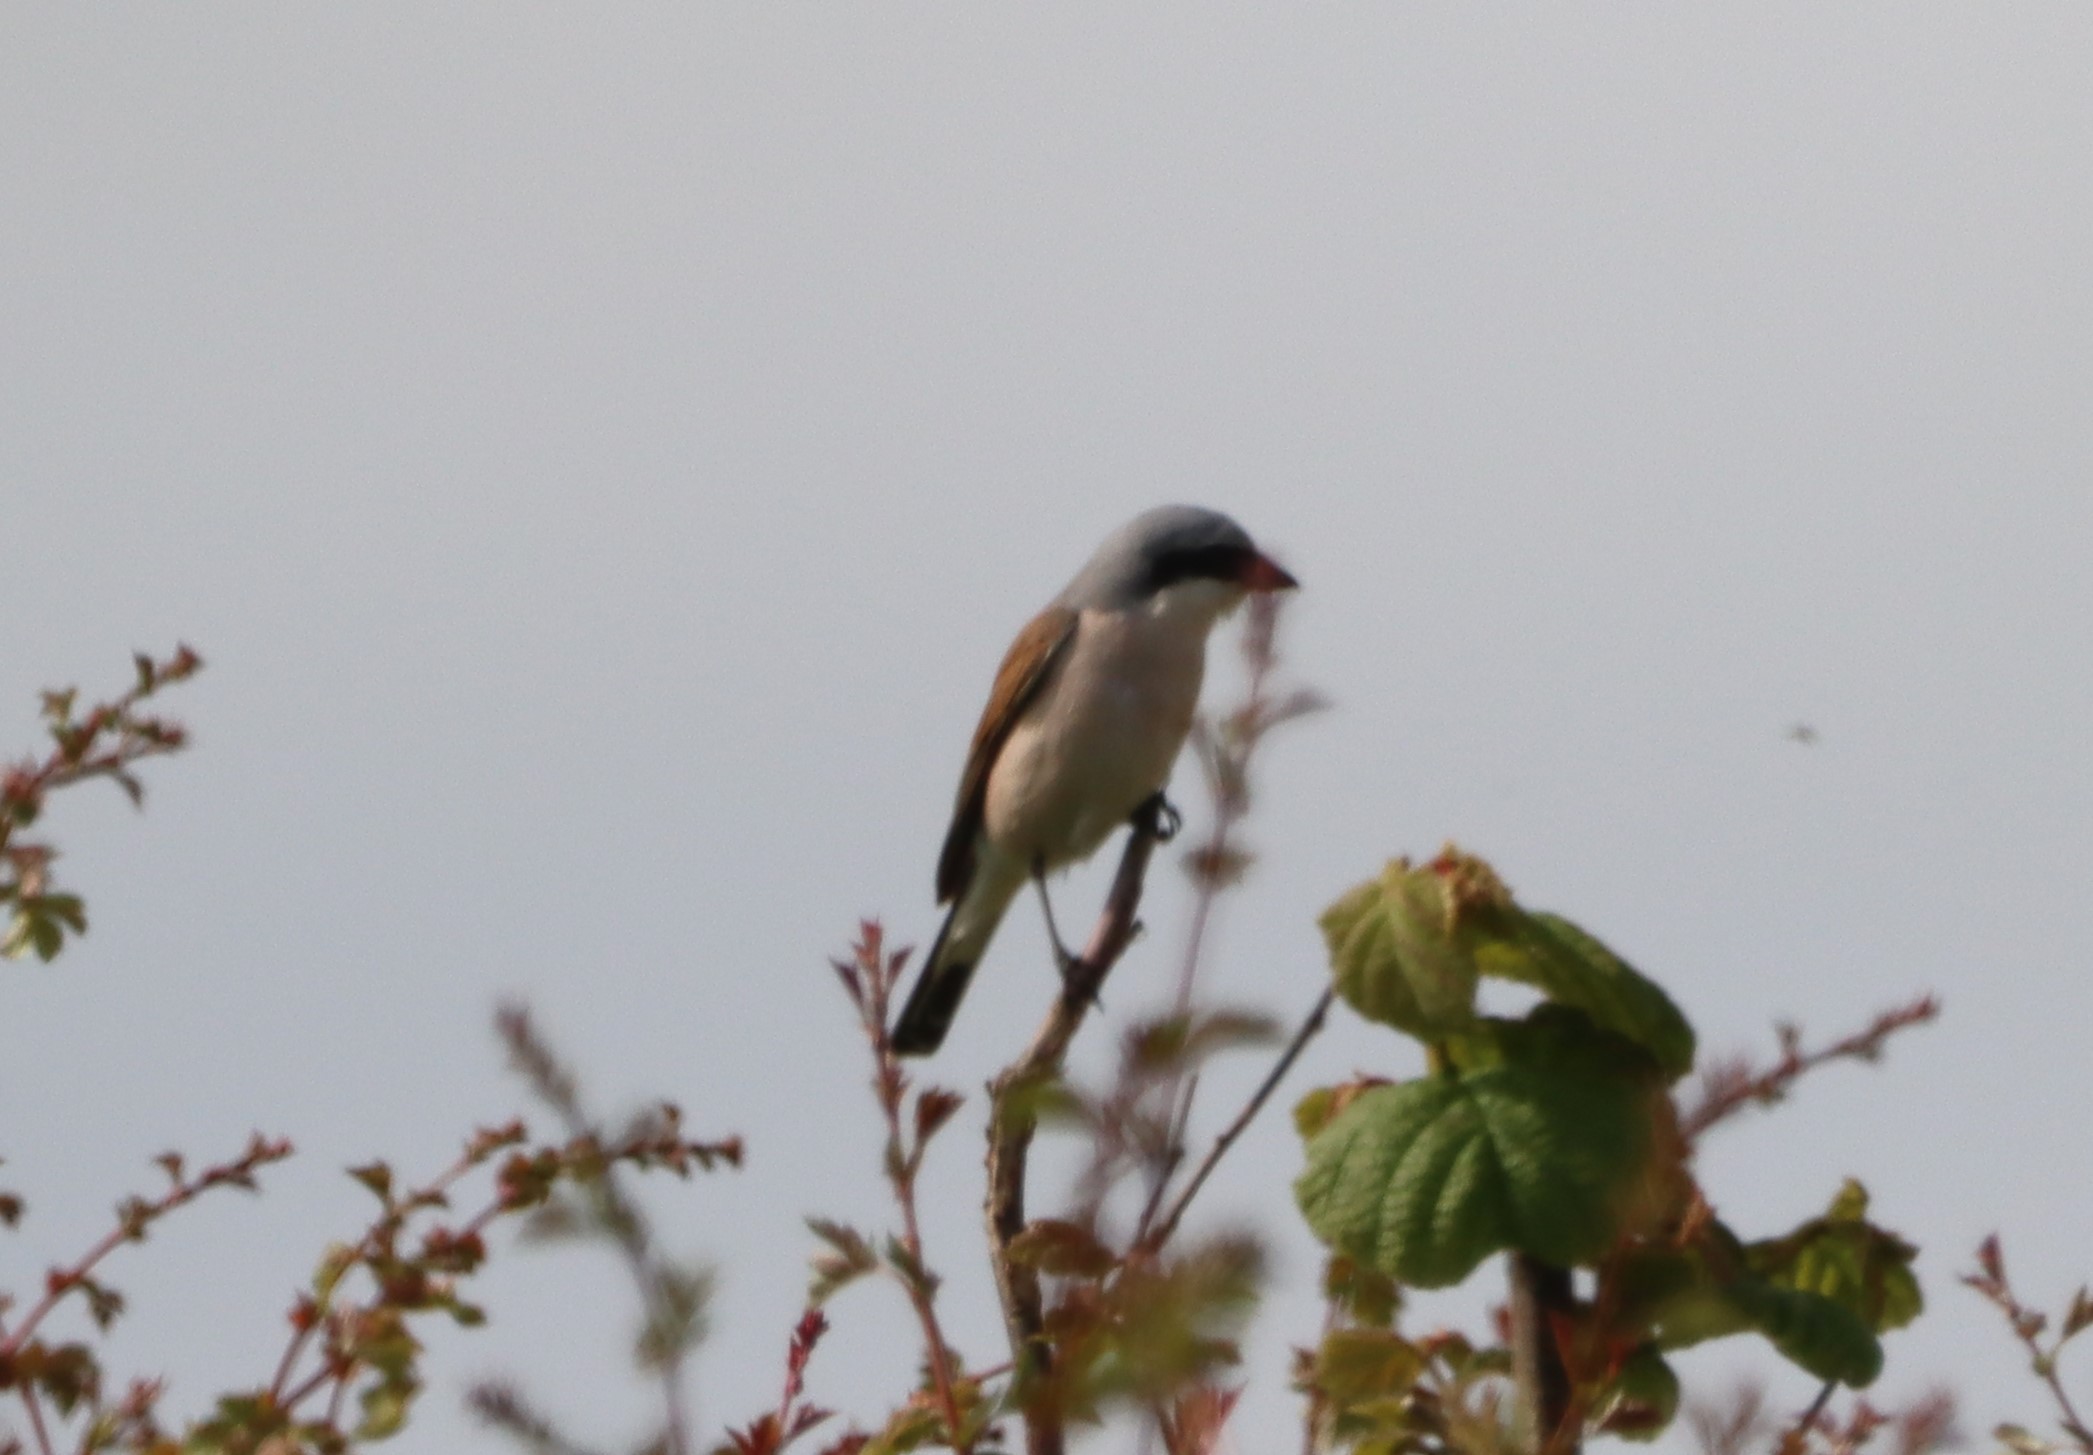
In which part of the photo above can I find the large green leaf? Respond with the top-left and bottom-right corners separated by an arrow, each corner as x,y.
1318,859 -> 1489,1039
1480,913 -> 1696,1078
1593,1344 -> 1680,1442
1618,1226 -> 1886,1387
1746,1180 -> 1923,1334
1318,850 -> 1695,1079
1725,1278 -> 1884,1386
1294,1051 -> 1651,1286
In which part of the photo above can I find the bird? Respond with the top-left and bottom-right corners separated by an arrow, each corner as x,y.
890,505 -> 1298,1057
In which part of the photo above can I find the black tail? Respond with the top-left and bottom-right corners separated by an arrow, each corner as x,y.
890,905 -> 976,1057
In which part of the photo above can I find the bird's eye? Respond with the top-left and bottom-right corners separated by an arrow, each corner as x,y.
1146,543 -> 1251,593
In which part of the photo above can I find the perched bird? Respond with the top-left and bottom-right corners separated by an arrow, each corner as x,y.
890,505 -> 1298,1056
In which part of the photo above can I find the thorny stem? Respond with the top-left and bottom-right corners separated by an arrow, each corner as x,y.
841,927 -> 972,1452
272,1154 -> 522,1418
1964,1236 -> 2093,1452
0,1134 -> 290,1358
879,1071 -> 971,1449
266,1140 -> 491,1409
324,1364 -> 353,1433
1141,986 -> 1333,1252
2021,1326 -> 2093,1452
987,803 -> 1168,1455
2043,1376 -> 2093,1451
1680,996 -> 1938,1143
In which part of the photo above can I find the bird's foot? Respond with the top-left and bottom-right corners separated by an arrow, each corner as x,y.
1135,790 -> 1182,842
1059,949 -> 1104,1010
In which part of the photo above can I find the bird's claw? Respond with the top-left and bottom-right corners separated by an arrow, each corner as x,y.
1059,950 -> 1104,1010
1136,791 -> 1183,843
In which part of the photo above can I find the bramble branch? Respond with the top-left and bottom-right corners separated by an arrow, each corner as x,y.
0,1131 -> 291,1357
1963,1234 -> 2093,1453
832,923 -> 975,1453
1679,995 -> 1939,1143
3,644 -> 202,963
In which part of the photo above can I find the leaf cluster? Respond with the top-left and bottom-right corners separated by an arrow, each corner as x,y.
2,647 -> 201,963
1292,848 -> 1934,1448
0,1027 -> 739,1455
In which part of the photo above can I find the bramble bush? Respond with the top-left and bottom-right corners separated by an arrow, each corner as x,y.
5,624 -> 2088,1455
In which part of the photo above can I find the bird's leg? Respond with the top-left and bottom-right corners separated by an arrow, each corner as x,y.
1133,789 -> 1182,843
1031,857 -> 1078,971
1032,857 -> 1098,1002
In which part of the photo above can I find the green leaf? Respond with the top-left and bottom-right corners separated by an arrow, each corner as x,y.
1318,858 -> 1494,1038
1479,913 -> 1696,1078
4,904 -> 66,962
861,1400 -> 946,1455
1318,851 -> 1695,1079
806,1216 -> 878,1305
1745,1179 -> 1922,1334
1724,1277 -> 1883,1386
1007,1218 -> 1116,1278
1620,1226 -> 1885,1387
39,894 -> 86,934
1313,1327 -> 1426,1406
1294,1049 -> 1652,1285
356,1376 -> 417,1441
1294,1086 -> 1341,1140
1593,1344 -> 1680,1442
1321,1254 -> 1403,1329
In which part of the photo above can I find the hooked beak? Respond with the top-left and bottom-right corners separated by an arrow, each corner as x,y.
1238,551 -> 1299,592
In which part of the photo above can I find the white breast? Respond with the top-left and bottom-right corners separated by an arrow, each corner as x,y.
983,582 -> 1237,871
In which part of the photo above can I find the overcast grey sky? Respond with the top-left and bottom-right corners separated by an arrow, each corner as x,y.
5,6 -> 2091,1451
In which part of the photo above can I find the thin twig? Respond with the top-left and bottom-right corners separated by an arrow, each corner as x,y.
1141,986 -> 1333,1252
1144,600 -> 1285,1203
1,1133 -> 290,1357
1680,996 -> 1939,1144
1963,1235 -> 2093,1452
878,1078 -> 969,1448
836,926 -> 973,1452
20,1385 -> 55,1455
265,1143 -> 487,1407
1780,1382 -> 1837,1454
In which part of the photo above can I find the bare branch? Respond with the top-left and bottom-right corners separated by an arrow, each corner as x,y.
1679,996 -> 1939,1144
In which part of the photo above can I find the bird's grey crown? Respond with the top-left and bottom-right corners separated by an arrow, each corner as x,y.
1054,505 -> 1255,610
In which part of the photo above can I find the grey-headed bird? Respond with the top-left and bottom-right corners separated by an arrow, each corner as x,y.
890,505 -> 1297,1056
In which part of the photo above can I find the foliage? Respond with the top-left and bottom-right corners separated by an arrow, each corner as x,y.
2,652 -> 742,1455
8,638 -> 2086,1455
1962,1235 -> 2093,1455
3,646 -> 200,964
1293,845 -> 1940,1451
0,1067 -> 739,1455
